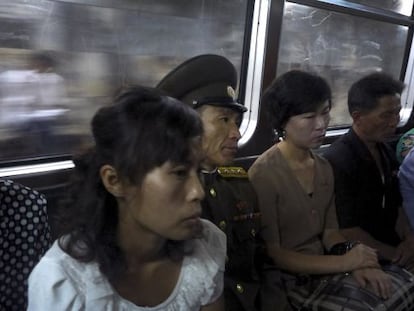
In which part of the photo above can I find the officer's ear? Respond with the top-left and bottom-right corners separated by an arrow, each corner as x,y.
100,164 -> 125,197
351,110 -> 363,125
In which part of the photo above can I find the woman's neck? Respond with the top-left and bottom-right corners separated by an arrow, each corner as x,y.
113,225 -> 181,308
277,140 -> 315,194
277,140 -> 312,164
117,220 -> 167,267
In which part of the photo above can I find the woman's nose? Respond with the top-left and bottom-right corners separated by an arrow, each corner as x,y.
188,172 -> 205,201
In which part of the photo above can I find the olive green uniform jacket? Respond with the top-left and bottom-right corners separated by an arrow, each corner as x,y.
201,167 -> 278,311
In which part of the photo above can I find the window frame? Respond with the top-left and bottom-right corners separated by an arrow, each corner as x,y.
238,0 -> 414,156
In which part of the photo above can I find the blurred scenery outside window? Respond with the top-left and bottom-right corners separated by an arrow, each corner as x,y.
277,1 -> 408,127
1,0 -> 412,162
0,0 -> 248,162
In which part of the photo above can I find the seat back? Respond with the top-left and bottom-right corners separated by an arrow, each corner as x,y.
0,179 -> 51,311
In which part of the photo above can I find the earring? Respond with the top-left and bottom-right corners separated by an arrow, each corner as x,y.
278,129 -> 286,141
274,129 -> 285,142
281,129 -> 286,140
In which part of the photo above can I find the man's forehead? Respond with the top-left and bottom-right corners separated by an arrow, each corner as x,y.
376,94 -> 401,111
201,105 -> 242,116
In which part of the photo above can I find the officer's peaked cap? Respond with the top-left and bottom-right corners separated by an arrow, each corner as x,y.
156,54 -> 247,113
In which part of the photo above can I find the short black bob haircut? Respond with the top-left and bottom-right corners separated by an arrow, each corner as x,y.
261,70 -> 332,134
57,85 -> 203,280
348,72 -> 405,115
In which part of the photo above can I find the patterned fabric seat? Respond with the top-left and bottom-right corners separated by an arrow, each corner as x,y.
0,179 -> 51,311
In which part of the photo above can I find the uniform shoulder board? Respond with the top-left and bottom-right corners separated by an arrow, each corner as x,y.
217,166 -> 248,178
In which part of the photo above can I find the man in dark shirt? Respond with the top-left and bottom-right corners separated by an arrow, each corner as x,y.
324,72 -> 414,270
157,54 -> 274,311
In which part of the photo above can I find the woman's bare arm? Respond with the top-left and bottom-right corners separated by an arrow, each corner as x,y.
267,242 -> 379,275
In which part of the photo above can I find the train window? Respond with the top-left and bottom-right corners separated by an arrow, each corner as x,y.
277,2 -> 408,128
342,0 -> 413,16
0,0 -> 251,164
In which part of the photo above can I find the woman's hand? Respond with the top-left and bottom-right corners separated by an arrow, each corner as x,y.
344,244 -> 380,270
352,268 -> 393,300
393,234 -> 414,271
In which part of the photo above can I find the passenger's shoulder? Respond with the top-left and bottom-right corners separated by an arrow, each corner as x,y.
201,218 -> 226,243
34,240 -> 100,286
195,219 -> 226,269
29,242 -> 80,291
400,149 -> 414,175
322,136 -> 354,163
0,179 -> 46,201
313,153 -> 335,179
249,145 -> 280,171
33,241 -> 80,275
313,152 -> 331,166
28,242 -> 95,310
249,146 -> 284,183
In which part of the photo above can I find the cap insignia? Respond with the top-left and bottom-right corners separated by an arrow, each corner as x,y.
227,86 -> 236,99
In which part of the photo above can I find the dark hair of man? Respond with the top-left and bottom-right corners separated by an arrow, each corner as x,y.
348,72 -> 404,115
261,70 -> 332,135
57,85 -> 203,281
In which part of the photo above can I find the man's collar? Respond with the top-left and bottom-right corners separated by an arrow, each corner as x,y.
201,167 -> 218,174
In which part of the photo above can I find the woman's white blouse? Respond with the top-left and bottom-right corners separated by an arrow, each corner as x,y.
27,219 -> 226,310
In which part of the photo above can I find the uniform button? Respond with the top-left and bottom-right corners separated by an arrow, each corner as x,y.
219,220 -> 226,230
251,229 -> 256,237
236,284 -> 244,294
209,188 -> 216,197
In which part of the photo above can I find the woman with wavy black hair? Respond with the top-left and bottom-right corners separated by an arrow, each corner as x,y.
27,86 -> 226,310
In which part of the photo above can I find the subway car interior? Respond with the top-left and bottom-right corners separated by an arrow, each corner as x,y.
0,0 -> 413,238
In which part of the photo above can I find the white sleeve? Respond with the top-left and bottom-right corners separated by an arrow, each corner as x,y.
198,219 -> 227,305
27,258 -> 84,311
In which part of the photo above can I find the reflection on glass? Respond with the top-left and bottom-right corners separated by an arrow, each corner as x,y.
0,52 -> 69,157
278,3 -> 407,127
343,0 -> 413,16
0,0 -> 248,162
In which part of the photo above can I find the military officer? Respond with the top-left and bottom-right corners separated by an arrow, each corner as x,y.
157,54 -> 269,311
